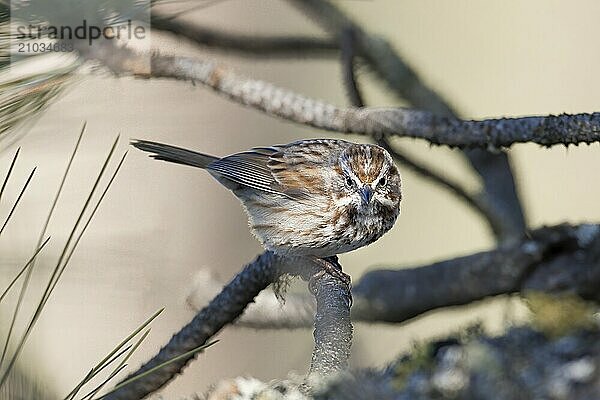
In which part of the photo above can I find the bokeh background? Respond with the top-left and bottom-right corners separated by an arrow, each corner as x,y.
1,0 -> 600,398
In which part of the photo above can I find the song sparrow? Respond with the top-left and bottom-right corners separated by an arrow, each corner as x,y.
132,138 -> 402,281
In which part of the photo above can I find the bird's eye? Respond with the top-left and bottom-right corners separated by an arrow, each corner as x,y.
378,176 -> 387,187
345,175 -> 354,188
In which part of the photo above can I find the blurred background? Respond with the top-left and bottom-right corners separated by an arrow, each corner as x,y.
1,0 -> 600,398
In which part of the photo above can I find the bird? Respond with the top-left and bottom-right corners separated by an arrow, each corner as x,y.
132,138 -> 402,283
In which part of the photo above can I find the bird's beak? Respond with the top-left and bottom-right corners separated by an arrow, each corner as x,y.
359,185 -> 373,204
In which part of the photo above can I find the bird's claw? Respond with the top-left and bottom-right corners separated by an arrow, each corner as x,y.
310,256 -> 353,307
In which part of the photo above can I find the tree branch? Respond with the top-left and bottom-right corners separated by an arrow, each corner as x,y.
82,47 -> 600,150
353,223 -> 600,323
151,13 -> 338,59
143,55 -> 600,148
187,223 -> 600,328
106,252 -> 353,399
339,27 -> 363,108
377,138 -> 505,236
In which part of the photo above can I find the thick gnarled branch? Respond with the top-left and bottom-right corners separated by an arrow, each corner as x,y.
106,252 -> 353,399
353,224 -> 600,322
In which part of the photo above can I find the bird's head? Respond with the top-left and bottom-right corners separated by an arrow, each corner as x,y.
336,144 -> 402,215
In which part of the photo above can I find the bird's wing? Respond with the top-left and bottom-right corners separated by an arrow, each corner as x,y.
207,146 -> 290,197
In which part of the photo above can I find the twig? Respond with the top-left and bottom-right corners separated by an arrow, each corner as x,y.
151,13 -> 338,59
463,148 -> 525,239
377,138 -> 504,236
339,27 -> 363,108
288,0 -> 454,114
188,287 -> 315,330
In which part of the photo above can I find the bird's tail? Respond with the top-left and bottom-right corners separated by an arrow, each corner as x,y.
131,139 -> 219,169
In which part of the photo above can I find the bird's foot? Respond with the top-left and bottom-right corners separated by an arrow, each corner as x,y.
310,256 -> 353,306
321,256 -> 351,286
